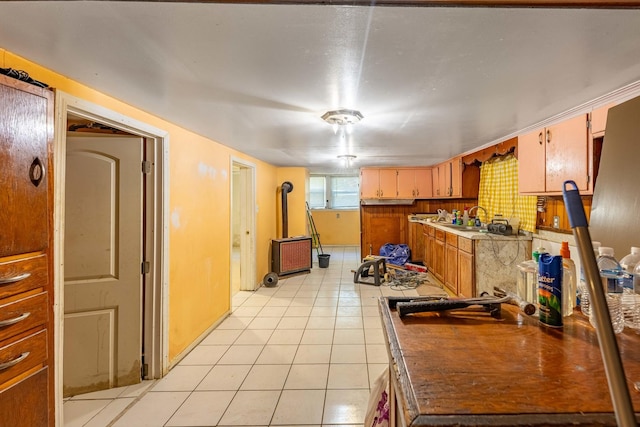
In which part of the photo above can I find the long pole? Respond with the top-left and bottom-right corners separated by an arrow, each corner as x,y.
563,180 -> 636,426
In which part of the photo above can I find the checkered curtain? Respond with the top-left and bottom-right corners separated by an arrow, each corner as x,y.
477,154 -> 537,233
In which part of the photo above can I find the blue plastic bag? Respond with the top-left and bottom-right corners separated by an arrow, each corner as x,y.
379,243 -> 411,266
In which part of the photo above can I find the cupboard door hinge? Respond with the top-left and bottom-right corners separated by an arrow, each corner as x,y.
142,161 -> 152,174
141,261 -> 150,274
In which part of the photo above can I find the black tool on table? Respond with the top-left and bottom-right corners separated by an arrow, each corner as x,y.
393,295 -> 509,318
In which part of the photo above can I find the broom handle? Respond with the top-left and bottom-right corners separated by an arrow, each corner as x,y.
563,180 -> 636,427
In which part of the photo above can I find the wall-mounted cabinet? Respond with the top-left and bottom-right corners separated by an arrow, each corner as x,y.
361,167 -> 432,199
397,168 -> 433,199
518,114 -> 591,195
432,156 -> 479,199
360,168 -> 398,199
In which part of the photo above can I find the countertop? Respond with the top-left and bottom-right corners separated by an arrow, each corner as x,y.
409,216 -> 532,241
379,298 -> 640,426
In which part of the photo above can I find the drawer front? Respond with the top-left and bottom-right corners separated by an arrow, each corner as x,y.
0,255 -> 48,300
0,292 -> 48,343
458,237 -> 473,254
0,366 -> 49,427
0,330 -> 47,386
435,229 -> 445,241
445,232 -> 458,247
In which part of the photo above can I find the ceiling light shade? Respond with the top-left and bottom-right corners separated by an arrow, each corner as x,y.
322,109 -> 363,126
338,154 -> 357,168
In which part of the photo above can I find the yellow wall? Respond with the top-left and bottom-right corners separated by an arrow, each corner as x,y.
276,167 -> 309,238
1,50 -> 278,362
309,209 -> 360,245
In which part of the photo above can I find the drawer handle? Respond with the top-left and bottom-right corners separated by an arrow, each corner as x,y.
0,351 -> 30,371
0,312 -> 31,328
0,273 -> 31,285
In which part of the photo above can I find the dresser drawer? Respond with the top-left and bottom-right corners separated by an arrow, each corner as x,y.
0,330 -> 47,387
0,255 -> 48,300
0,292 -> 48,343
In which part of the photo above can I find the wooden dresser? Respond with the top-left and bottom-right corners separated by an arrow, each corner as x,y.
0,75 -> 54,426
379,298 -> 640,426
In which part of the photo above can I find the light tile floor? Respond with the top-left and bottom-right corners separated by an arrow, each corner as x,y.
64,246 -> 422,426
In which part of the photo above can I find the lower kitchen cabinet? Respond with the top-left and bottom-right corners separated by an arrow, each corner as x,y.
407,222 -> 425,263
444,233 -> 458,295
430,229 -> 445,284
422,223 -> 530,297
457,237 -> 474,298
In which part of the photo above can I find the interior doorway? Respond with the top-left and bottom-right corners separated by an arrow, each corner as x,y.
230,158 -> 257,295
53,91 -> 168,426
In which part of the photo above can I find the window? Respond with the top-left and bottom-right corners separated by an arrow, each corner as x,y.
309,175 -> 359,209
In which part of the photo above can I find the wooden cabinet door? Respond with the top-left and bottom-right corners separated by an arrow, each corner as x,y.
458,242 -> 474,298
518,128 -> 546,193
396,169 -> 416,198
408,222 -> 425,263
379,169 -> 398,198
360,169 -> 380,198
434,163 -> 447,197
448,158 -> 462,198
444,242 -> 458,294
0,80 -> 51,257
432,238 -> 445,283
545,115 -> 589,192
431,166 -> 441,197
414,168 -> 433,198
361,212 -> 405,257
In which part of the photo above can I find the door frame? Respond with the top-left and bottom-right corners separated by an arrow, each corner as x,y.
230,157 -> 257,294
53,91 -> 169,425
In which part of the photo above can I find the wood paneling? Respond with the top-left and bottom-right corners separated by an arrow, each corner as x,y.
537,195 -> 591,233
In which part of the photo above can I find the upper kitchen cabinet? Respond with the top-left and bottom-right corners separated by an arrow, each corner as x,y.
518,114 -> 591,195
360,168 -> 397,199
432,156 -> 480,199
590,103 -> 616,137
397,168 -> 433,199
361,167 -> 432,200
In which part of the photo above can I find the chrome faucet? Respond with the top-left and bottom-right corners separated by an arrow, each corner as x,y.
468,206 -> 488,225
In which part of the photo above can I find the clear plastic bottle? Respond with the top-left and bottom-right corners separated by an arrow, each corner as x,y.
578,241 -> 601,318
516,247 -> 545,310
462,207 -> 470,226
590,247 -> 624,334
560,242 -> 576,317
620,247 -> 640,330
631,262 -> 640,331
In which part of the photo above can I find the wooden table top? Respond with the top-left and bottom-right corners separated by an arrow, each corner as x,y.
379,298 -> 640,426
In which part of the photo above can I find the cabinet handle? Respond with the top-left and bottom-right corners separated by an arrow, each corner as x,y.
0,312 -> 31,327
0,352 -> 30,371
29,157 -> 45,187
546,129 -> 551,144
538,132 -> 543,145
0,273 -> 31,285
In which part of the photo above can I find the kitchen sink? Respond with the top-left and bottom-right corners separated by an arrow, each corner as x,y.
439,223 -> 484,232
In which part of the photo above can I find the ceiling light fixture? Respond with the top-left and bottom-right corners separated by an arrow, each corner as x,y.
321,109 -> 364,130
338,154 -> 357,168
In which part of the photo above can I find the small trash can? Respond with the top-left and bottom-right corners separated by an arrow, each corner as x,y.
318,253 -> 330,268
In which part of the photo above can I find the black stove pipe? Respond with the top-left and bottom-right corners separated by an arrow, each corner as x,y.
281,181 -> 294,238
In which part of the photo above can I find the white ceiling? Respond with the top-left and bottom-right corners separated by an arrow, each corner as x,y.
2,2 -> 640,173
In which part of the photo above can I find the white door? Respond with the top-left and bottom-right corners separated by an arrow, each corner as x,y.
63,133 -> 143,396
231,161 -> 256,293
